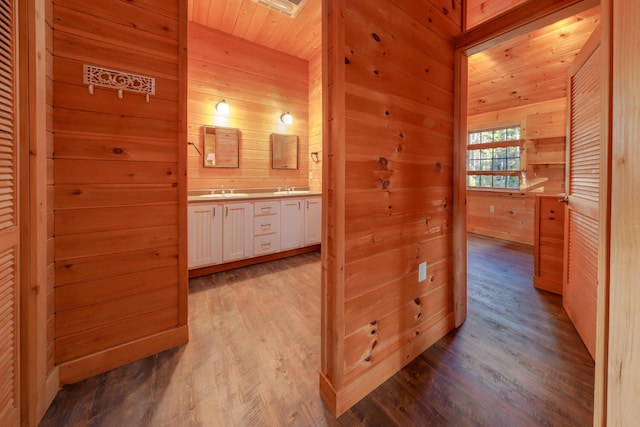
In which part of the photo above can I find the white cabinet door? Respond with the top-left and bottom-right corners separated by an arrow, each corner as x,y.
304,197 -> 322,246
223,202 -> 254,262
280,198 -> 305,251
188,204 -> 222,268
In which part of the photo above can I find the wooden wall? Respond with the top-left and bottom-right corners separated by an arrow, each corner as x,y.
468,192 -> 535,244
187,24 -> 309,191
308,49 -> 322,193
18,0 -> 60,422
467,99 -> 567,245
52,0 -> 187,385
45,0 -> 55,380
606,0 -> 640,422
321,0 -> 460,415
466,0 -> 529,29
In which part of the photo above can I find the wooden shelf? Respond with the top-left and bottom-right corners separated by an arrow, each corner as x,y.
520,177 -> 549,192
529,162 -> 565,165
528,162 -> 566,171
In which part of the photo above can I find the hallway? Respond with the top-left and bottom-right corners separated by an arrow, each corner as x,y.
40,234 -> 594,426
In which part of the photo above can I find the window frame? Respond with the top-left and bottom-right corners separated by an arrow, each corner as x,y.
467,124 -> 523,191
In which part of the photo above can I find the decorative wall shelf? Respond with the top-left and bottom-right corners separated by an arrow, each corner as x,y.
83,64 -> 156,102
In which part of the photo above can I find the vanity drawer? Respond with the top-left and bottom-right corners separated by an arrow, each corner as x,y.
254,216 -> 280,235
254,234 -> 280,255
254,201 -> 280,216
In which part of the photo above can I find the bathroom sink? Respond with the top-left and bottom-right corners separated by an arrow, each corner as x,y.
198,193 -> 249,199
272,190 -> 310,195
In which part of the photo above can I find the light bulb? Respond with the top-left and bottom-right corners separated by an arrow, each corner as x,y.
281,112 -> 293,125
216,100 -> 230,115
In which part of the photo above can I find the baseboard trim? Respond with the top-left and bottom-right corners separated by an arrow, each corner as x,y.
40,367 -> 59,420
58,325 -> 188,386
319,313 -> 455,417
189,245 -> 321,278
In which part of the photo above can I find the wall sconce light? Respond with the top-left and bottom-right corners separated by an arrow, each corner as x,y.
280,112 -> 293,125
216,99 -> 230,115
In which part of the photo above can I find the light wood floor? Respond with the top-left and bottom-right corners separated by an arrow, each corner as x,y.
40,234 -> 594,426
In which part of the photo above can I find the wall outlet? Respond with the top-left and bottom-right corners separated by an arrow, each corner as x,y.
489,205 -> 495,213
419,262 -> 427,283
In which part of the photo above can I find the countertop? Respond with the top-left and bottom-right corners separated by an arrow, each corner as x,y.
187,190 -> 321,203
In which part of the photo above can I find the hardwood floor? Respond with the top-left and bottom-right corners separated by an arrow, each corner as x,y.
40,234 -> 594,426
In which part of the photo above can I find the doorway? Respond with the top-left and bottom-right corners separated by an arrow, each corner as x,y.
456,2 -> 602,425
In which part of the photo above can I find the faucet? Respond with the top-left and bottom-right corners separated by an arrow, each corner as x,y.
288,186 -> 295,192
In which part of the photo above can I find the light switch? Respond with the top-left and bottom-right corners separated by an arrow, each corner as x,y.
419,262 -> 427,283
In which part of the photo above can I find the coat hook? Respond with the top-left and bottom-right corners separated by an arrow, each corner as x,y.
146,93 -> 150,103
88,84 -> 94,95
118,89 -> 123,99
310,152 -> 320,163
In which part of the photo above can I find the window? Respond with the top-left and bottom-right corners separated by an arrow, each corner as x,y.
467,125 -> 522,189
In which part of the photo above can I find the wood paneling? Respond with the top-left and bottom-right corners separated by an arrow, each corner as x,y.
467,99 -> 568,245
607,0 -> 640,422
467,7 -> 600,115
308,50 -> 322,193
468,191 -> 535,245
45,0 -> 56,380
321,0 -> 460,415
187,24 -> 309,191
20,0 -> 60,422
466,0 -> 529,29
189,0 -> 321,61
52,0 -> 187,381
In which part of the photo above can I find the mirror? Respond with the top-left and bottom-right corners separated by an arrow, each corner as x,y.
271,133 -> 298,169
203,126 -> 239,168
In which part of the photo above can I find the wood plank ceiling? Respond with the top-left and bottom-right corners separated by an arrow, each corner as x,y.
467,6 -> 601,115
188,0 -> 321,60
466,0 -> 530,29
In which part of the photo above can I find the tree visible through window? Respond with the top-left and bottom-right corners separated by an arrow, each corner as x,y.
467,126 -> 522,189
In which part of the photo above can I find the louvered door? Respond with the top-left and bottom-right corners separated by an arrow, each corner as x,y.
0,0 -> 19,425
563,28 -> 601,360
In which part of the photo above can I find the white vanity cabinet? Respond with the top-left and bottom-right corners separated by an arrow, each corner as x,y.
254,200 -> 280,255
222,202 -> 254,262
304,197 -> 322,245
188,203 -> 222,268
188,195 -> 322,272
280,198 -> 305,251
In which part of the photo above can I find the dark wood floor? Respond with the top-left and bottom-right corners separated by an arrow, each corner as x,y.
40,234 -> 594,426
